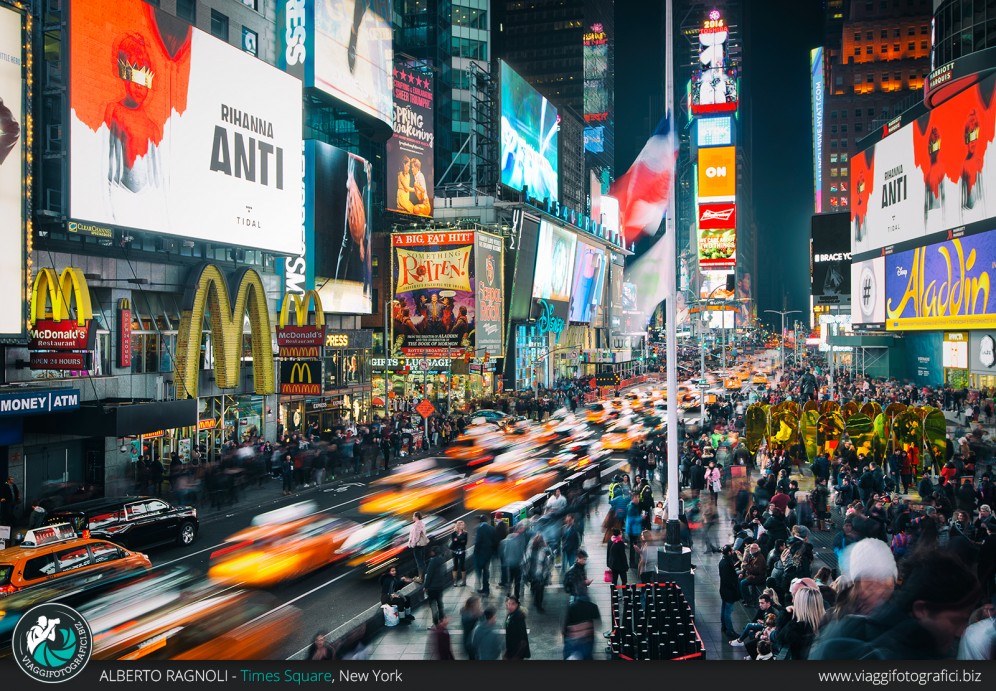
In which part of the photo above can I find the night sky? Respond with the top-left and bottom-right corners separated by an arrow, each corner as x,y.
616,0 -> 824,328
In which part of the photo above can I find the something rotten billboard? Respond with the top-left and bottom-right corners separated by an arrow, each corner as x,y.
851,72 -> 996,255
885,229 -> 996,331
387,61 -> 434,217
70,0 -> 303,254
474,231 -> 505,359
392,231 -> 477,357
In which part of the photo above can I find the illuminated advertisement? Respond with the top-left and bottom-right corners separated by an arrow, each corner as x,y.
277,0 -> 393,127
943,332 -> 969,369
307,141 -> 373,314
583,22 -> 609,124
852,72 -> 996,255
532,221 -> 577,303
569,241 -> 606,323
691,11 -> 738,115
811,47 -> 824,214
737,271 -> 753,323
851,256 -> 886,327
386,60 -> 434,217
698,202 -> 737,270
811,212 -> 851,305
500,60 -> 559,203
697,116 -> 732,148
391,231 -> 476,357
700,272 -> 734,301
885,229 -> 996,331
601,194 -> 621,243
474,231 -> 505,358
0,4 -> 22,338
70,0 -> 303,254
584,126 -> 605,154
698,146 -> 736,198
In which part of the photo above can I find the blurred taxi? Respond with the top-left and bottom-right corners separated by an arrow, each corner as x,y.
752,373 -> 769,385
359,461 -> 463,516
208,502 -> 357,588
601,419 -> 646,451
464,457 -> 558,512
82,570 -> 299,660
337,515 -> 448,578
585,402 -> 610,424
623,392 -> 646,411
0,524 -> 150,597
444,424 -> 506,470
724,377 -> 742,390
608,398 -> 626,411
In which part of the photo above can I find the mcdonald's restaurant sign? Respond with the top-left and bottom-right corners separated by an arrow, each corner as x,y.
280,359 -> 322,396
118,298 -> 132,369
277,290 -> 326,359
29,268 -> 96,369
175,264 -> 275,400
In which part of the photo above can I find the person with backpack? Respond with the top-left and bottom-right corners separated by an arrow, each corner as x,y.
563,550 -> 592,603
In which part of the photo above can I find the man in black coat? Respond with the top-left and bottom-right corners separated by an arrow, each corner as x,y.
718,545 -> 741,638
475,514 -> 497,595
504,596 -> 530,659
688,460 -> 706,497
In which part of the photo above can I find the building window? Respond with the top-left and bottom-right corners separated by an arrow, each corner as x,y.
830,154 -> 839,163
867,74 -> 874,83
240,0 -> 258,9
920,41 -> 927,50
830,168 -> 838,177
855,123 -> 863,132
895,72 -> 901,81
242,27 -> 258,56
841,124 -> 848,133
854,74 -> 863,84
920,25 -> 928,34
908,42 -> 914,50
894,29 -> 900,37
854,109 -> 861,117
831,110 -> 838,119
866,31 -> 873,40
177,0 -> 195,23
831,139 -> 838,149
841,167 -> 848,176
831,124 -> 838,133
893,43 -> 900,51
866,45 -> 873,54
854,32 -> 862,41
908,28 -> 915,36
211,10 -> 229,41
880,30 -> 888,39
841,153 -> 848,162
880,44 -> 888,53
883,73 -> 890,81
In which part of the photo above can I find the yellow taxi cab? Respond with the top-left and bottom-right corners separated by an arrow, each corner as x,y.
359,463 -> 463,516
724,377 -> 742,390
608,398 -> 626,411
752,373 -> 769,385
601,421 -> 646,451
444,427 -> 503,470
464,459 -> 558,512
585,402 -> 610,424
0,524 -> 151,597
208,503 -> 357,588
623,392 -> 646,411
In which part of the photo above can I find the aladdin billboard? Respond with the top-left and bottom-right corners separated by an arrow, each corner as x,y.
69,0 -> 303,254
885,229 -> 996,331
851,71 -> 996,255
386,60 -> 434,217
391,231 -> 477,358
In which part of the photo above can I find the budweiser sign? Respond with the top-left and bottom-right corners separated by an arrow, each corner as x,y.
698,202 -> 737,230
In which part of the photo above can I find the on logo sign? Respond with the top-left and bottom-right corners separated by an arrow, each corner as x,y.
705,166 -> 727,178
284,0 -> 307,66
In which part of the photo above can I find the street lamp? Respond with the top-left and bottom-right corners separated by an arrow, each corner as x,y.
764,309 -> 801,380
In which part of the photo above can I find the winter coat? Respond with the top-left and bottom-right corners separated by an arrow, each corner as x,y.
606,537 -> 629,572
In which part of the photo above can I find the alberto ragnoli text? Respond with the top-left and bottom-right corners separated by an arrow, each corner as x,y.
97,669 -> 406,684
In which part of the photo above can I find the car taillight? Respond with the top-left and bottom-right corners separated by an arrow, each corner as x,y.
82,529 -> 90,539
0,585 -> 16,597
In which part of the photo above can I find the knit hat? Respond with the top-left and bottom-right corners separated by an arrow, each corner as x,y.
844,538 -> 898,583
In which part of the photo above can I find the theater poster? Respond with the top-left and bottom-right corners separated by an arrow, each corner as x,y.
387,60 -> 434,217
391,231 -> 476,357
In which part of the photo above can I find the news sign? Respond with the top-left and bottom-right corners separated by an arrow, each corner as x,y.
69,0 -> 304,254
851,72 -> 996,255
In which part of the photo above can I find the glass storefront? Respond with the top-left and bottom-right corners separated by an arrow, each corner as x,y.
515,323 -> 548,390
972,373 -> 996,389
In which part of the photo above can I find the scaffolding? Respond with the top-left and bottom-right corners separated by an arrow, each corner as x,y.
436,61 -> 497,200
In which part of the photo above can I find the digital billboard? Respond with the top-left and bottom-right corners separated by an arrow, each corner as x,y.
70,0 -> 303,254
851,71 -> 996,255
811,47 -> 824,214
583,22 -> 609,124
885,229 -> 996,331
697,146 -> 736,198
387,61 -> 433,217
500,60 -> 559,203
569,241 -> 606,323
697,202 -> 737,271
391,231 -> 477,357
691,11 -> 738,115
851,256 -> 885,327
308,141 -> 373,314
277,0 -> 393,127
475,231 -> 505,358
584,126 -> 605,154
697,116 -> 732,148
811,212 -> 851,305
532,221 -> 577,303
0,5 -> 23,339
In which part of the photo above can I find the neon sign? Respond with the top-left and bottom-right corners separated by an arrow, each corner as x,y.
536,299 -> 565,342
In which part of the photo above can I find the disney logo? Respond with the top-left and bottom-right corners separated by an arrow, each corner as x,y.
536,299 -> 565,342
895,266 -> 908,277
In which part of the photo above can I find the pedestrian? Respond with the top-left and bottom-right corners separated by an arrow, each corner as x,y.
450,520 -> 468,586
280,453 -> 294,495
718,545 -> 741,639
504,596 -> 530,660
500,525 -> 527,600
561,513 -> 581,576
474,514 -> 497,595
562,593 -> 601,660
0,475 -> 19,528
408,511 -> 429,582
563,549 -> 592,603
429,614 -> 455,660
606,528 -> 629,586
470,607 -> 503,660
306,631 -> 334,661
459,596 -> 482,660
522,534 -> 553,613
380,565 -> 414,622
422,546 -> 447,626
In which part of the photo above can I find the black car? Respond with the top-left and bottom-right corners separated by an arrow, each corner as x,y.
46,496 -> 198,550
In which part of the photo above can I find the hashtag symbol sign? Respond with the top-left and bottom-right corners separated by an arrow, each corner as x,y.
862,277 -> 872,306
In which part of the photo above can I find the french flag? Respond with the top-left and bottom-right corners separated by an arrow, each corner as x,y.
610,115 -> 677,246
